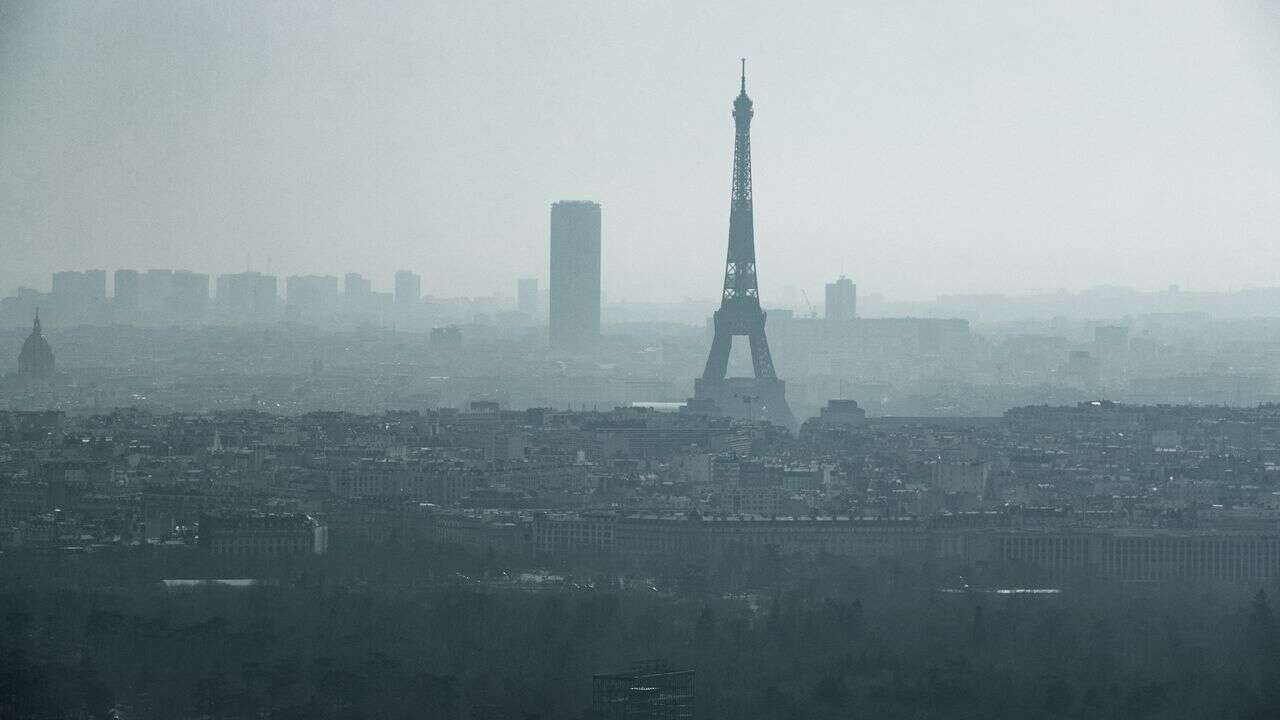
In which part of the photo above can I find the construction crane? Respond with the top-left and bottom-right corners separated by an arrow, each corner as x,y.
800,290 -> 818,319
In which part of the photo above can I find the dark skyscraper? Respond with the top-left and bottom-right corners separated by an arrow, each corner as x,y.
689,63 -> 795,429
549,200 -> 601,349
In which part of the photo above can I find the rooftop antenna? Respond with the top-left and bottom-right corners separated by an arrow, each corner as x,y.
740,58 -> 746,93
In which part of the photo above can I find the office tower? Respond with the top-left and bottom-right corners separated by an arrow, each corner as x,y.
114,270 -> 140,311
517,278 -> 538,317
688,63 -> 796,429
394,270 -> 421,306
549,200 -> 601,349
216,272 -> 278,318
825,276 -> 856,321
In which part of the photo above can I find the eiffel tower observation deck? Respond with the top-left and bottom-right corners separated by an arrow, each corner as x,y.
686,62 -> 796,430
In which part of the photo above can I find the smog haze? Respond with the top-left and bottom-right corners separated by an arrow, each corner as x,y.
4,0 -> 1280,301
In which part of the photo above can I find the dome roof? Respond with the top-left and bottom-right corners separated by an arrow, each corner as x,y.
18,312 -> 54,379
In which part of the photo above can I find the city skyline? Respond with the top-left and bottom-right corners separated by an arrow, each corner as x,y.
6,5 -> 1280,719
5,2 -> 1280,303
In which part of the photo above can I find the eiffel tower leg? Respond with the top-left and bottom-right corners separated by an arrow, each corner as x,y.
702,331 -> 731,381
748,330 -> 777,379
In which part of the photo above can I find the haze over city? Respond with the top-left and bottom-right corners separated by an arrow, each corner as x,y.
5,0 -> 1280,301
10,3 -> 1280,719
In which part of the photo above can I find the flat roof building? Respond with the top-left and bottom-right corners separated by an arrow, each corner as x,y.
825,275 -> 856,322
549,201 -> 601,349
394,270 -> 421,306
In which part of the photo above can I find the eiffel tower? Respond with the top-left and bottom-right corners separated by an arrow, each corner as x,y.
687,62 -> 796,430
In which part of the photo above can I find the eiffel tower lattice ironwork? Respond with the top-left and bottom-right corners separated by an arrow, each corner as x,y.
689,61 -> 795,430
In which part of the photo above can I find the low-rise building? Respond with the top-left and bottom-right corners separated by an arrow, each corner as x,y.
198,511 -> 327,556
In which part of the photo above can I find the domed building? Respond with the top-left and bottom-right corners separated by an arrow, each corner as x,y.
17,310 -> 54,380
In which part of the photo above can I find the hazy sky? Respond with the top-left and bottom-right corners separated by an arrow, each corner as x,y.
3,1 -> 1280,303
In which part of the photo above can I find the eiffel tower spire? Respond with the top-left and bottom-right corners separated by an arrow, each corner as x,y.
723,58 -> 757,303
704,61 -> 774,381
688,64 -> 795,430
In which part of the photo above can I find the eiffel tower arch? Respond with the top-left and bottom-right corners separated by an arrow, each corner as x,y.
686,62 -> 796,430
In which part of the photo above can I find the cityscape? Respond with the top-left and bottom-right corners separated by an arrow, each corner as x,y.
6,2 -> 1280,719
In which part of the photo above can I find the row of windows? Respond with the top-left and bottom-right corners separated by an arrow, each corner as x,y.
998,536 -> 1280,580
210,538 -> 311,556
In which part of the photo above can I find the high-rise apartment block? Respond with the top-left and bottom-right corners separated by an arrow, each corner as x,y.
113,270 -> 141,311
148,270 -> 208,319
394,271 -> 421,306
169,270 -> 209,320
112,269 -> 207,322
825,276 -> 856,322
286,275 -> 340,318
216,272 -> 278,318
343,273 -> 376,320
344,273 -> 372,298
51,270 -> 106,302
549,201 -> 601,349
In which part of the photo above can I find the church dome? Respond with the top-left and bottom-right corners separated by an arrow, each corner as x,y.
18,311 -> 54,379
